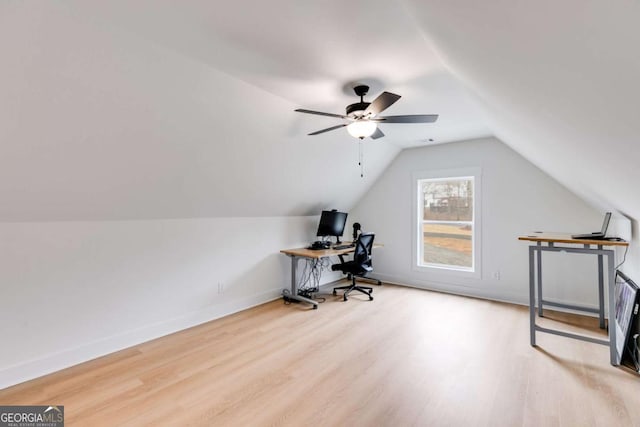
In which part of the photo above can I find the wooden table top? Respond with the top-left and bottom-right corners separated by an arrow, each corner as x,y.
518,232 -> 628,247
281,242 -> 384,259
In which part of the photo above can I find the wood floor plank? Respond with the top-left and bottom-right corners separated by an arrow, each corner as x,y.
1,284 -> 639,426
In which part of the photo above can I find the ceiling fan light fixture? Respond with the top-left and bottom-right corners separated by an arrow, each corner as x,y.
347,121 -> 377,139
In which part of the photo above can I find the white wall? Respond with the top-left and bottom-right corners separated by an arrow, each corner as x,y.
0,2 -> 398,222
404,0 -> 640,284
0,216 -> 338,388
350,137 -> 628,305
0,3 -> 379,390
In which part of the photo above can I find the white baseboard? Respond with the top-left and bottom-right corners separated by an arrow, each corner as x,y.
371,272 -> 526,305
370,272 -> 600,314
0,289 -> 283,390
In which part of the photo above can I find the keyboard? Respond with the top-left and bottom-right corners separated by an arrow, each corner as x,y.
333,244 -> 355,250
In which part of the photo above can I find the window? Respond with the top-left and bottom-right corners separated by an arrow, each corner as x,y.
414,170 -> 480,274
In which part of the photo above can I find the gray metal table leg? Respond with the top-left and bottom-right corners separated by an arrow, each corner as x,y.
290,255 -> 297,295
537,242 -> 543,317
607,251 -> 617,365
525,243 -> 619,363
283,255 -> 318,308
597,246 -> 605,329
529,245 -> 537,346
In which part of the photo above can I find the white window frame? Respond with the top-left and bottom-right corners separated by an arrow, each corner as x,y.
412,168 -> 482,279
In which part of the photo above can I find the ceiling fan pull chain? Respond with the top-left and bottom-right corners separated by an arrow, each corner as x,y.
359,141 -> 364,178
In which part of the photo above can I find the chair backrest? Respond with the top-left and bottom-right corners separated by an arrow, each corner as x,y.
353,233 -> 375,268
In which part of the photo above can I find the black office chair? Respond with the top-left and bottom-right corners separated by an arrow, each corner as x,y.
332,232 -> 377,301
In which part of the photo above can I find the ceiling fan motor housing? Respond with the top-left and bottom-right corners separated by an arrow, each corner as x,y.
353,84 -> 369,97
346,102 -> 370,117
347,84 -> 371,117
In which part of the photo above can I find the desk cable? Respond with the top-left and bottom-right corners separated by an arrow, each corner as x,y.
297,258 -> 331,303
615,245 -> 629,270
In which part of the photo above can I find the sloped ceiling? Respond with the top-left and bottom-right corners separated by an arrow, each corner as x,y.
5,1 -> 634,224
0,1 -> 489,221
403,0 -> 640,223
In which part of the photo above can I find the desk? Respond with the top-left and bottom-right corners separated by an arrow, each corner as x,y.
518,233 -> 628,365
280,243 -> 383,309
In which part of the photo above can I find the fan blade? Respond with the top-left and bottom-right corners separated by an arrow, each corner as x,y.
373,114 -> 439,123
364,92 -> 401,115
370,128 -> 385,140
295,108 -> 347,119
308,123 -> 348,135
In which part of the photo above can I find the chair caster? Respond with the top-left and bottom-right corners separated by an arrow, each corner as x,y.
333,290 -> 337,296
313,305 -> 318,310
343,295 -> 348,301
369,296 -> 374,301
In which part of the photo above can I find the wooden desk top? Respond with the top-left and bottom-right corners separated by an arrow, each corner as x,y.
518,232 -> 628,247
280,242 -> 384,259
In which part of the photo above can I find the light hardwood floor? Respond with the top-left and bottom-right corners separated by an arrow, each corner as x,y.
1,284 -> 639,426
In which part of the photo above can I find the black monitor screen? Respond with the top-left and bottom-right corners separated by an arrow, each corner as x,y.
316,210 -> 348,238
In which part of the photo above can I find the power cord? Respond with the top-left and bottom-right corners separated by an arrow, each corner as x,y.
297,258 -> 330,303
615,245 -> 629,270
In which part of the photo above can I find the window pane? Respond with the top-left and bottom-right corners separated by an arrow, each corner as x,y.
422,179 -> 473,221
422,223 -> 472,268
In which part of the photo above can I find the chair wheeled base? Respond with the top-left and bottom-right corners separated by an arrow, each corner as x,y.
333,278 -> 373,301
347,274 -> 382,286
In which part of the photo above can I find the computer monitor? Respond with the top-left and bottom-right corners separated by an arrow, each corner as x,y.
316,210 -> 348,244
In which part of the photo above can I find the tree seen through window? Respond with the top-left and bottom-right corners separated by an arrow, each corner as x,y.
419,177 -> 474,269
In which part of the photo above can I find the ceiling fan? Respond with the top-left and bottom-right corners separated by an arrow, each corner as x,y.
295,85 -> 438,140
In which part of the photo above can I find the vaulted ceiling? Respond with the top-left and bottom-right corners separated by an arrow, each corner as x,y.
405,0 -> 640,222
1,1 -> 638,224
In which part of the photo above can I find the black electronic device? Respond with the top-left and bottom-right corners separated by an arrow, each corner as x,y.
572,212 -> 612,239
309,240 -> 331,250
316,210 -> 348,244
615,270 -> 640,370
352,222 -> 361,241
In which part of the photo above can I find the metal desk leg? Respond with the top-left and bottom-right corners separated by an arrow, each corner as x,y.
529,245 -> 537,346
597,246 -> 605,329
290,255 -> 298,295
283,255 -> 318,308
537,242 -> 543,317
607,251 -> 617,365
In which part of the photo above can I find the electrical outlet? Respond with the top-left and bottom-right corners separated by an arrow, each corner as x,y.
493,271 -> 501,280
